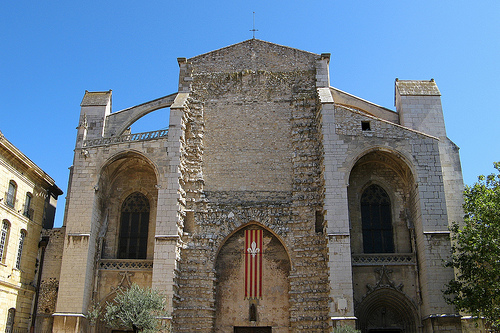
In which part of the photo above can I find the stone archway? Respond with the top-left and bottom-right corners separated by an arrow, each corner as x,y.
214,224 -> 291,333
356,288 -> 419,333
96,151 -> 158,260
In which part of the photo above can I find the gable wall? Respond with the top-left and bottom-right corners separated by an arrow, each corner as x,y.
172,40 -> 331,332
189,40 -> 318,194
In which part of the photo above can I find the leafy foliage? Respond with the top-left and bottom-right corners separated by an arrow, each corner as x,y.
86,302 -> 102,326
445,162 -> 500,330
103,283 -> 167,333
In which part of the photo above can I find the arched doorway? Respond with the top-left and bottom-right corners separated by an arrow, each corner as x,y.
356,288 -> 419,333
214,224 -> 291,333
89,152 -> 157,332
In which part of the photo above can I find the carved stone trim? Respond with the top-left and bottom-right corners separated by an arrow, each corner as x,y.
83,129 -> 168,148
155,234 -> 179,238
352,253 -> 416,266
98,259 -> 153,271
366,266 -> 403,293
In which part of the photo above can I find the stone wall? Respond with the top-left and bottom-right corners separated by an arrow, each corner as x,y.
172,40 -> 330,332
47,40 -> 467,333
54,129 -> 172,331
333,101 -> 459,330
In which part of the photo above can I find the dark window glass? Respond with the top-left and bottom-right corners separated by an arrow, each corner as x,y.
361,184 -> 394,253
15,230 -> 26,269
315,211 -> 324,233
5,308 -> 15,333
118,192 -> 149,259
23,193 -> 33,219
0,220 -> 9,262
6,181 -> 16,207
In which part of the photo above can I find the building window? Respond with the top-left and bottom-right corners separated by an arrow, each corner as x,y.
15,230 -> 26,269
6,181 -> 17,208
315,210 -> 324,233
23,193 -> 33,220
361,184 -> 394,253
249,302 -> 257,322
0,220 -> 10,262
361,121 -> 371,131
5,308 -> 15,333
118,192 -> 150,259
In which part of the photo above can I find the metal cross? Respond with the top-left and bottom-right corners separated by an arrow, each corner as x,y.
250,12 -> 258,39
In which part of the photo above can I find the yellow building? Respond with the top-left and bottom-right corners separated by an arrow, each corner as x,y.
0,130 -> 62,332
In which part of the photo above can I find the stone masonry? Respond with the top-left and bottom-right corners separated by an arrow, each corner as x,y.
44,39 -> 470,333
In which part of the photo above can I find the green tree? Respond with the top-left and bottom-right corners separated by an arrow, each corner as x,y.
103,283 -> 167,333
445,162 -> 500,330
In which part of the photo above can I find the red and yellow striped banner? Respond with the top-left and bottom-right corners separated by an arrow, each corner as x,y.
245,229 -> 263,299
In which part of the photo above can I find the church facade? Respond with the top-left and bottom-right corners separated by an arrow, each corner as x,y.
46,39 -> 468,332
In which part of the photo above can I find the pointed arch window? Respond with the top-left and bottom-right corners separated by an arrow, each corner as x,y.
118,192 -> 150,259
361,184 -> 394,253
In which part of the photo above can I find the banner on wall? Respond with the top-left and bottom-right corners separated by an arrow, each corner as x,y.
245,229 -> 263,299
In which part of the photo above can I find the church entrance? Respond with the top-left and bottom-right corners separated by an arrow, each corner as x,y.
215,224 -> 290,332
234,327 -> 272,333
356,288 -> 418,333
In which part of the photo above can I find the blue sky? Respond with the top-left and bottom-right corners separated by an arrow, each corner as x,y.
1,1 -> 499,227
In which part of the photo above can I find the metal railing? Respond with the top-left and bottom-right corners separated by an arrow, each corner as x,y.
83,129 -> 168,148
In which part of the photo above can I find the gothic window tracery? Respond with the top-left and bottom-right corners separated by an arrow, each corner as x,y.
361,184 -> 394,253
118,192 -> 150,259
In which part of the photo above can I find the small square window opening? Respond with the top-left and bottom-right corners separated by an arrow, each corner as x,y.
362,121 -> 371,131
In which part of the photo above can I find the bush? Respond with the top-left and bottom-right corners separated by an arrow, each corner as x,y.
103,284 -> 167,333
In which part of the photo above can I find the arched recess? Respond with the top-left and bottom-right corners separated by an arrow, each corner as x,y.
348,150 -> 417,254
214,223 -> 291,333
356,288 -> 419,333
90,151 -> 158,331
95,151 -> 159,260
344,147 -> 418,187
348,150 -> 422,333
